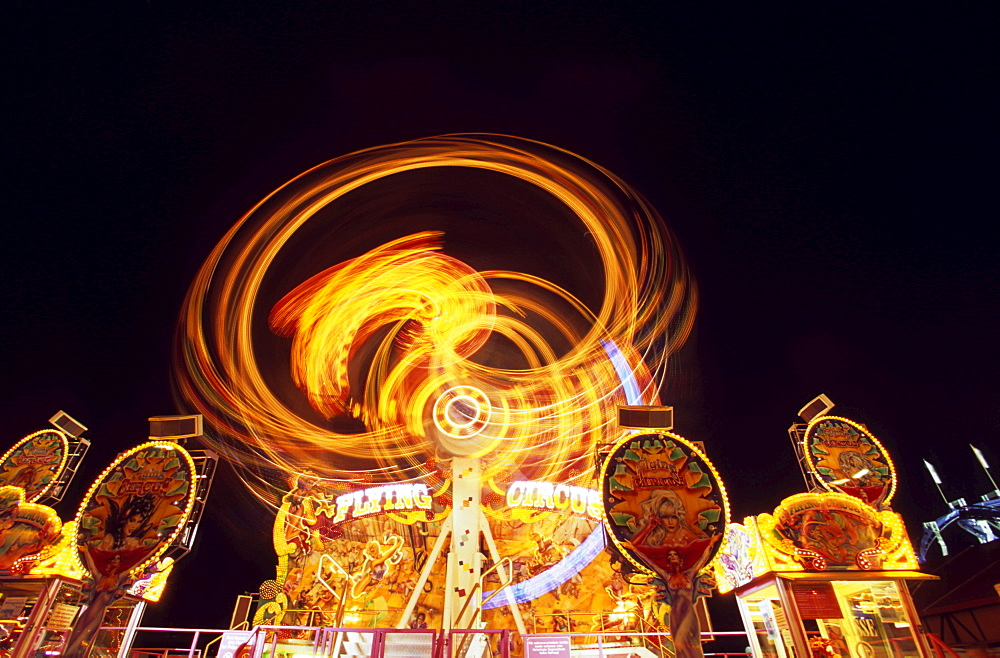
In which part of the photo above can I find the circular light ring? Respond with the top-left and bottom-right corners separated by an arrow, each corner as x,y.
600,430 -> 730,578
802,415 -> 897,507
174,134 -> 697,492
0,429 -> 70,503
72,441 -> 199,579
433,386 -> 491,438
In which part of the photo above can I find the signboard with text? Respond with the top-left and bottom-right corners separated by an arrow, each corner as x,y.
803,416 -> 895,508
218,630 -> 255,658
0,429 -> 69,502
525,635 -> 572,658
601,431 -> 729,658
63,442 -> 198,657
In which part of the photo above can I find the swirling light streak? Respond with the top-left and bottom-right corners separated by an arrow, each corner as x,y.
482,521 -> 607,608
175,135 -> 696,499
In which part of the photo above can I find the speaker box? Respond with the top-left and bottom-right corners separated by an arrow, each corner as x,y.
149,415 -> 203,440
230,594 -> 253,629
618,406 -> 674,430
798,394 -> 834,423
49,410 -> 87,438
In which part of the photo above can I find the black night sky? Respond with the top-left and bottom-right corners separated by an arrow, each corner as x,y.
2,4 -> 996,629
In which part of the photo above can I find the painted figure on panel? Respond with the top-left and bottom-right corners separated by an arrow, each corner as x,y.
603,433 -> 729,658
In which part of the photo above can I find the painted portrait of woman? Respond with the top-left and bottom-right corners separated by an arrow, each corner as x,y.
632,489 -> 704,548
99,493 -> 157,552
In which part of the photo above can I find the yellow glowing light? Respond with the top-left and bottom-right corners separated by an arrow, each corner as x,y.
175,135 -> 697,499
608,598 -> 637,624
433,386 -> 492,441
29,521 -> 86,579
802,416 -> 898,507
71,441 -> 199,579
755,491 -> 919,575
129,557 -> 175,602
0,428 -> 70,502
600,430 -> 731,579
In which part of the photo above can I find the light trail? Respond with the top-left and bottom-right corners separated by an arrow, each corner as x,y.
174,134 -> 696,503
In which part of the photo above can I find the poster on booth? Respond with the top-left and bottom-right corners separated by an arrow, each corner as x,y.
63,442 -> 197,657
218,630 -> 255,658
602,431 -> 729,658
0,429 -> 69,502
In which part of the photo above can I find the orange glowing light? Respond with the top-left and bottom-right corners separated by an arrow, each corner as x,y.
175,135 -> 697,501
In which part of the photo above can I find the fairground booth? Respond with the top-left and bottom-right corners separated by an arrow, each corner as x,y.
0,413 -> 216,657
714,396 -> 936,658
229,403 -> 729,657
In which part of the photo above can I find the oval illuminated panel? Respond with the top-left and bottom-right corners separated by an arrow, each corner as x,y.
0,429 -> 69,502
803,415 -> 896,508
601,431 -> 729,580
73,442 -> 197,579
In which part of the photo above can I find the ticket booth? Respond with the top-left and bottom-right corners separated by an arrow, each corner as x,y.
733,571 -> 933,658
714,491 -> 935,658
0,574 -> 84,656
0,574 -> 148,657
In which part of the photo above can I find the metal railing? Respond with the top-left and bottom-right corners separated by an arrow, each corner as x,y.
100,626 -> 224,658
519,629 -> 752,658
924,632 -> 961,658
446,628 -> 511,658
201,621 -> 249,658
104,622 -> 749,657
454,557 -> 514,630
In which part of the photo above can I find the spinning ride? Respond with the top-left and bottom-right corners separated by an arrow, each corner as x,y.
175,135 -> 698,632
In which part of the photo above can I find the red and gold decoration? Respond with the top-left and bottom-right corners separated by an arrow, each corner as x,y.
757,492 -> 916,572
803,416 -> 895,509
0,485 -> 62,574
0,429 -> 69,503
714,493 -> 920,594
714,406 -> 929,658
63,442 -> 197,657
601,431 -> 729,658
73,441 -> 197,579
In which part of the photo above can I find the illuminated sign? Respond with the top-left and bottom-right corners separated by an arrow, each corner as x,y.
332,483 -> 433,523
757,492 -> 918,572
803,416 -> 896,508
74,441 -> 197,579
601,431 -> 729,658
601,431 -> 729,580
65,442 -> 197,657
505,480 -> 603,520
0,429 -> 70,502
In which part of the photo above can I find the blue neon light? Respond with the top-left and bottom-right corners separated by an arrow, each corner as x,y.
481,342 -> 635,608
602,339 -> 641,405
482,523 -> 606,608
